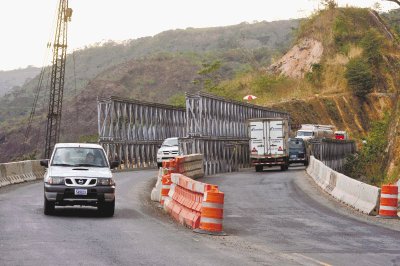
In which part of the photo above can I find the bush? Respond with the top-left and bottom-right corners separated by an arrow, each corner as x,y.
360,29 -> 383,67
169,93 -> 186,108
345,58 -> 375,97
306,63 -> 323,86
343,114 -> 389,185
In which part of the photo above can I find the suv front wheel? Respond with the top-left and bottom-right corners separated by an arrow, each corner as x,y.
44,196 -> 55,215
98,200 -> 115,217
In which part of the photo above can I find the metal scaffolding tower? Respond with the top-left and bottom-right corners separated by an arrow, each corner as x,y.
44,0 -> 72,158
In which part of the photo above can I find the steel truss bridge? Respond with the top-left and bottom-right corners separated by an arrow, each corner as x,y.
98,92 -> 289,175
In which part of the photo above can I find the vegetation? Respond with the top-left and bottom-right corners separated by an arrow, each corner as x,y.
344,58 -> 375,97
169,93 -> 186,108
343,114 -> 391,186
381,8 -> 400,40
305,63 -> 323,87
78,134 -> 98,143
1,6 -> 400,187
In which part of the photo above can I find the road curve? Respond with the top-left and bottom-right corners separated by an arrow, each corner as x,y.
204,165 -> 400,266
0,167 -> 400,265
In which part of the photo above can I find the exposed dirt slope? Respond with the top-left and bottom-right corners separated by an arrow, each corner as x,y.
268,38 -> 324,78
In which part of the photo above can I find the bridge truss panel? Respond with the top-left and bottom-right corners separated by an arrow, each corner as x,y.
97,96 -> 186,168
310,139 -> 357,173
98,96 -> 186,142
179,137 -> 250,176
186,92 -> 289,138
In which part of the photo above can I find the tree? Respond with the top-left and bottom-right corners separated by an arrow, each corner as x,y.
383,0 -> 400,7
361,29 -> 383,67
193,60 -> 222,91
321,0 -> 337,9
345,58 -> 375,97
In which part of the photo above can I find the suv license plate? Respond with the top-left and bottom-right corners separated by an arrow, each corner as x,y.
75,189 -> 87,196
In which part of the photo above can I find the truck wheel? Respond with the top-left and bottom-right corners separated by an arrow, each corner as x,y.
255,165 -> 263,172
280,165 -> 288,171
99,200 -> 115,217
44,196 -> 55,215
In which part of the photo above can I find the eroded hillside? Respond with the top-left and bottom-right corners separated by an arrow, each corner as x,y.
209,7 -> 400,185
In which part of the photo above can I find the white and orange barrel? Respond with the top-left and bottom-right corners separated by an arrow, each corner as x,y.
379,184 -> 398,218
160,174 -> 172,205
199,186 -> 224,233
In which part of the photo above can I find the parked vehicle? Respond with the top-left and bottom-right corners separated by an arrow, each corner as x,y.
248,117 -> 290,172
334,130 -> 349,140
288,138 -> 309,166
40,143 -> 119,216
296,124 -> 335,141
157,137 -> 179,167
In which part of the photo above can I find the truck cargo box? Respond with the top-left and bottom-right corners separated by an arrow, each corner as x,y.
248,117 -> 289,172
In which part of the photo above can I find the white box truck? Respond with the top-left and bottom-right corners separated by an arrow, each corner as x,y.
248,117 -> 289,172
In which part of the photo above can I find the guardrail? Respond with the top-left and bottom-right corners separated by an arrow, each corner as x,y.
0,160 -> 45,188
307,156 -> 382,215
151,154 -> 225,234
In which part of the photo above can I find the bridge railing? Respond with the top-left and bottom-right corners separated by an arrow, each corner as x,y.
309,139 -> 357,173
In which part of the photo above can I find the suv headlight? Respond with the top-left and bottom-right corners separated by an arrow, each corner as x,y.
157,150 -> 163,155
97,177 -> 115,186
47,177 -> 65,185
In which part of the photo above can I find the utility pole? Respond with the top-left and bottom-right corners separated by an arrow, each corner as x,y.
44,0 -> 72,158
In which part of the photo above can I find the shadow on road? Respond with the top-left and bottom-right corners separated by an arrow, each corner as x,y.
255,164 -> 306,173
43,207 -> 107,218
39,206 -> 142,219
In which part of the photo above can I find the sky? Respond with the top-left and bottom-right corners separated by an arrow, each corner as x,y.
0,0 -> 398,71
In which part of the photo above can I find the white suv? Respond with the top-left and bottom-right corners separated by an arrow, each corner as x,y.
40,143 -> 119,216
157,137 -> 179,167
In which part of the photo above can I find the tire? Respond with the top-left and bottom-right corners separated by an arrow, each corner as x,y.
44,196 -> 55,215
157,162 -> 162,168
280,164 -> 288,171
99,200 -> 115,217
255,165 -> 263,172
304,160 -> 309,166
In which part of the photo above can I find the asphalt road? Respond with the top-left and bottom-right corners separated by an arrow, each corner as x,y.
1,166 -> 400,265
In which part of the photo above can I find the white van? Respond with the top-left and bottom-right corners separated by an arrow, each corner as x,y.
157,137 -> 180,167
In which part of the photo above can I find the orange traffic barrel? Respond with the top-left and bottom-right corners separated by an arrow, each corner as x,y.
195,188 -> 226,235
378,184 -> 398,218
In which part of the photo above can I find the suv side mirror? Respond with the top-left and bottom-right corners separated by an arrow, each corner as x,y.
110,161 -> 120,169
40,159 -> 49,168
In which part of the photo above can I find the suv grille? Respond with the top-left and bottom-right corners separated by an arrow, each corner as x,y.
64,178 -> 97,187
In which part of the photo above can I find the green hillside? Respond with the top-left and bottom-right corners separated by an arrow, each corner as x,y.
0,20 -> 298,127
206,7 -> 400,186
0,66 -> 40,96
0,19 -> 299,162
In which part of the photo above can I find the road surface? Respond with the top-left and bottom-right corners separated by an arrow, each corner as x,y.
1,166 -> 400,265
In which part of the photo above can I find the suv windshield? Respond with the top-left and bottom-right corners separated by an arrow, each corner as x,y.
51,147 -> 108,167
162,138 -> 178,147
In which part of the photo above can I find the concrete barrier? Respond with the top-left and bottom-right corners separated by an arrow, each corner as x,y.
0,160 -> 45,189
0,164 -> 10,187
150,168 -> 163,202
175,154 -> 204,180
307,156 -> 380,215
